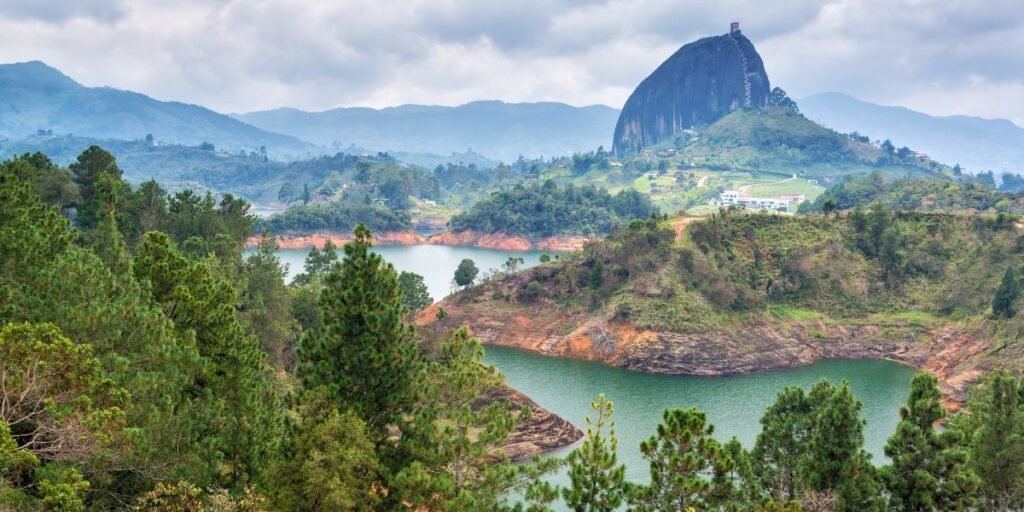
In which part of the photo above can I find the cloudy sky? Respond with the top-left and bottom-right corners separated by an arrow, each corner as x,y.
2,0 -> 1023,124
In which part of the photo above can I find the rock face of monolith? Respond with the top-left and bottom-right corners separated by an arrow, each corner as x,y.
613,29 -> 770,155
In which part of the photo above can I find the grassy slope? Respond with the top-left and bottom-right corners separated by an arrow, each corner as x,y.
655,107 -> 950,181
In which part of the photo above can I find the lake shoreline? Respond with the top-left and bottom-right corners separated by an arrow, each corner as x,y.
416,295 -> 989,411
248,230 -> 593,252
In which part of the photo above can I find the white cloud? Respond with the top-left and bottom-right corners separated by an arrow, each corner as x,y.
0,0 -> 1021,125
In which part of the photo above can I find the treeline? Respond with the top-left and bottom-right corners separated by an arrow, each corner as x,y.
552,369 -> 1024,511
259,202 -> 412,233
802,171 -> 1024,214
449,180 -> 655,237
10,146 -> 256,252
682,208 -> 1023,317
0,147 -> 559,510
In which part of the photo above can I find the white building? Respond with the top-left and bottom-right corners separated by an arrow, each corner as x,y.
717,190 -> 805,213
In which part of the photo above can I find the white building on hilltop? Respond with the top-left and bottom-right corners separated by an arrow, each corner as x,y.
716,190 -> 805,213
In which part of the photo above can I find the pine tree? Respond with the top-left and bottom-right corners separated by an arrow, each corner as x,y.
992,266 -> 1020,318
881,373 -> 977,511
241,231 -> 300,369
964,371 -> 1024,510
799,381 -> 884,512
69,145 -> 123,230
628,407 -> 734,511
293,240 -> 339,286
133,232 -> 285,489
91,207 -> 130,274
297,223 -> 423,437
397,271 -> 433,311
0,159 -> 75,318
392,327 -> 526,510
563,394 -> 626,512
752,386 -> 813,504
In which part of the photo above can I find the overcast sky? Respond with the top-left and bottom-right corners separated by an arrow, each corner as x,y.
2,0 -> 1023,125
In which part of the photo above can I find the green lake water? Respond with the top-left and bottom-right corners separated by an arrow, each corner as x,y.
269,244 -> 917,500
272,245 -> 547,301
483,346 -> 915,484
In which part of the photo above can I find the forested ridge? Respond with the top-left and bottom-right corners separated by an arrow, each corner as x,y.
449,180 -> 656,237
4,146 -> 1024,511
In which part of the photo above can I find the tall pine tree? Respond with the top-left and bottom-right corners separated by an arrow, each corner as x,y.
297,223 -> 422,437
992,266 -> 1020,318
962,371 -> 1024,510
752,386 -> 813,504
881,373 -> 977,511
628,407 -> 739,511
69,146 -> 123,230
563,394 -> 626,512
133,232 -> 284,489
799,381 -> 884,512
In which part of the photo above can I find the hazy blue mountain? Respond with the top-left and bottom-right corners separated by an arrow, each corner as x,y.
0,61 -> 313,158
234,100 -> 620,163
800,92 -> 1024,174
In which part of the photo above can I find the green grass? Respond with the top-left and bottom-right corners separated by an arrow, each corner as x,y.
862,311 -> 943,329
745,178 -> 825,201
685,204 -> 719,216
769,305 -> 826,322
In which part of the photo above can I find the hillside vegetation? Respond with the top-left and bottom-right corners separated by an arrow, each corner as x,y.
479,211 -> 1021,328
803,172 -> 1024,214
660,107 -> 949,183
448,181 -> 655,237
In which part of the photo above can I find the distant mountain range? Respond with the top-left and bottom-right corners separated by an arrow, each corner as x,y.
234,101 -> 620,163
800,92 -> 1024,174
0,61 -> 620,164
0,61 -> 313,158
5,60 -> 1023,176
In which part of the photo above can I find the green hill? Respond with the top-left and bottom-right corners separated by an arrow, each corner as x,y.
660,107 -> 948,183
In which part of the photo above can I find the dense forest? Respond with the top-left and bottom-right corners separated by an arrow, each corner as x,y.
449,180 -> 656,237
5,146 -> 1024,511
802,171 -> 1024,215
488,209 -> 1023,337
259,202 -> 412,233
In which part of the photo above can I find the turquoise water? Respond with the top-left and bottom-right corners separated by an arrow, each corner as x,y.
482,345 -> 915,487
268,244 -> 916,502
271,245 -> 548,301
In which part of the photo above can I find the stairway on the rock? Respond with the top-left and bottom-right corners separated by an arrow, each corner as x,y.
729,33 -> 753,107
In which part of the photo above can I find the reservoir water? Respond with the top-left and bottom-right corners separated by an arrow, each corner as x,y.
273,245 -> 547,301
483,346 -> 914,483
268,244 -> 916,495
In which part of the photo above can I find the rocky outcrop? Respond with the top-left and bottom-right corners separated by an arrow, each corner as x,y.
247,230 -> 426,249
613,29 -> 770,155
489,387 -> 583,461
427,229 -> 593,252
